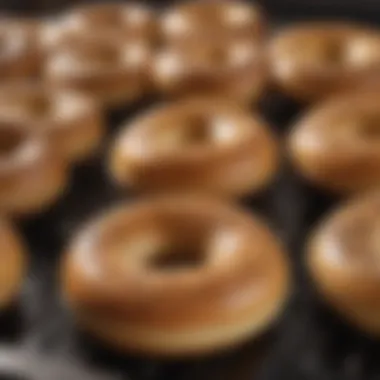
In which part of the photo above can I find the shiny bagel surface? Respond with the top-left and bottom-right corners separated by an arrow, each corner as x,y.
153,38 -> 267,102
0,82 -> 103,162
289,90 -> 380,194
308,192 -> 380,334
161,0 -> 265,45
0,119 -> 68,216
41,2 -> 157,50
62,196 -> 290,356
270,23 -> 380,101
109,98 -> 279,198
45,34 -> 153,107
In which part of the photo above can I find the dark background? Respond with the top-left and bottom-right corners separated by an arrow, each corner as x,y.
0,1 -> 379,380
2,0 -> 380,20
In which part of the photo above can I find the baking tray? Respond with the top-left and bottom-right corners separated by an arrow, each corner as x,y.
1,1 -> 380,379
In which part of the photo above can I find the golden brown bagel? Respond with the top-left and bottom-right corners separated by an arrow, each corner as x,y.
270,23 -> 380,102
0,219 -> 27,308
153,38 -> 267,103
0,82 -> 104,163
109,98 -> 279,198
0,119 -> 68,216
289,90 -> 380,194
161,0 -> 265,45
40,2 -> 157,51
308,191 -> 380,335
62,195 -> 290,356
45,34 -> 153,107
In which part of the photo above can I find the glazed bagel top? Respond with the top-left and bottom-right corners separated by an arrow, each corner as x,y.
270,23 -> 380,101
0,82 -> 97,125
110,97 -> 278,195
41,2 -> 157,50
154,38 -> 267,100
161,0 -> 264,44
45,34 -> 152,97
0,120 -> 57,193
289,90 -> 380,193
308,192 -> 380,299
63,196 -> 289,329
0,81 -> 101,159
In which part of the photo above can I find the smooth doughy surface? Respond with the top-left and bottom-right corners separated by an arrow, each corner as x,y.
0,120 -> 68,216
308,192 -> 380,334
289,91 -> 380,194
62,196 -> 290,356
153,39 -> 267,102
45,34 -> 153,107
161,0 -> 264,44
41,2 -> 157,50
270,23 -> 380,101
110,98 -> 279,197
0,82 -> 103,162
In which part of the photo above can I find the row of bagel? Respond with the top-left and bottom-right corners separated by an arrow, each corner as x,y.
1,0 -> 380,358
1,88 -> 378,218
2,1 -> 380,106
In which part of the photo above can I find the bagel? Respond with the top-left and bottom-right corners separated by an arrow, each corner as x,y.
308,191 -> 380,334
40,2 -> 157,51
270,23 -> 380,101
0,119 -> 68,216
109,98 -> 279,198
45,34 -> 153,107
0,82 -> 104,163
153,39 -> 267,102
62,196 -> 290,356
161,0 -> 265,45
289,90 -> 380,194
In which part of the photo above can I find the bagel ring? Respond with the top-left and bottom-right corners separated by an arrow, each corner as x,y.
153,38 -> 267,102
109,98 -> 279,198
0,119 -> 68,216
289,90 -> 380,194
0,82 -> 104,163
161,0 -> 265,45
40,2 -> 157,51
270,23 -> 380,101
45,34 -> 153,107
62,196 -> 290,356
308,192 -> 380,334
0,219 -> 27,309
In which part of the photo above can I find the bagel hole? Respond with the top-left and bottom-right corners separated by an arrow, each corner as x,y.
323,42 -> 345,65
0,128 -> 25,158
184,115 -> 210,144
150,247 -> 205,270
88,10 -> 120,25
78,43 -> 119,64
30,95 -> 51,117
208,47 -> 229,65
